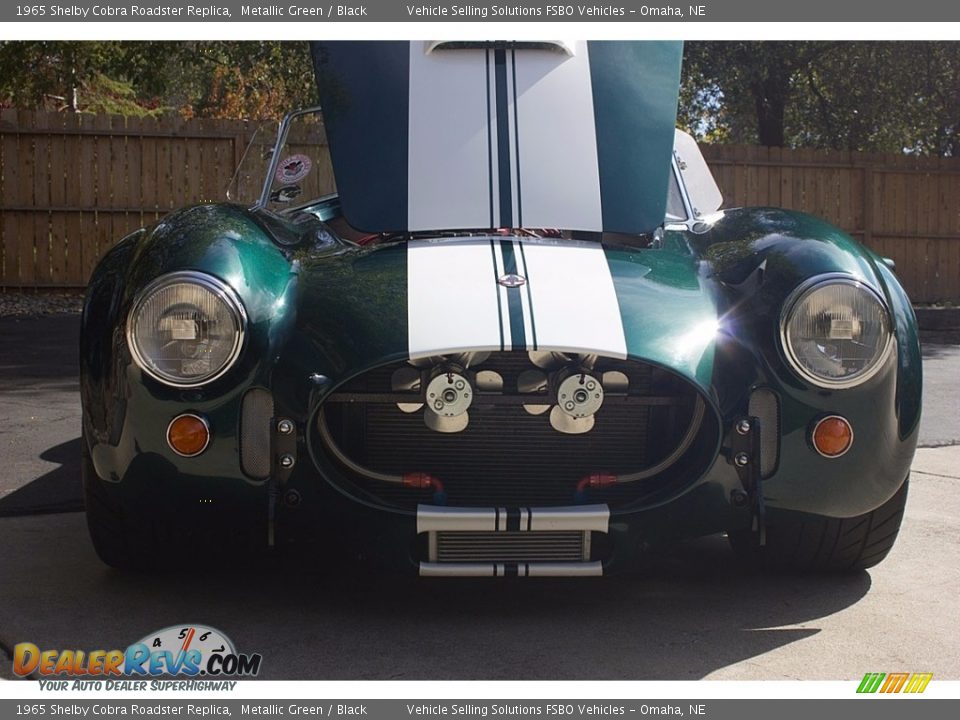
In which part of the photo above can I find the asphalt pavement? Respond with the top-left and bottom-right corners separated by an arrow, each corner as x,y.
0,315 -> 958,681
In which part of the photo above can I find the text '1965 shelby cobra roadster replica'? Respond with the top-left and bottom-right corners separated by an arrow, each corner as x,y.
81,41 -> 920,575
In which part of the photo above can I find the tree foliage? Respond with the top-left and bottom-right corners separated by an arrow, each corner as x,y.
0,41 -> 314,120
2,41 -> 956,155
680,41 -> 960,155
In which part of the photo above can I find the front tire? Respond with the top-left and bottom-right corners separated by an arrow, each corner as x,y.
729,478 -> 909,572
82,432 -> 157,570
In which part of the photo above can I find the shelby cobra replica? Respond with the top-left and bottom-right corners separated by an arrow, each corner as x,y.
81,41 -> 920,575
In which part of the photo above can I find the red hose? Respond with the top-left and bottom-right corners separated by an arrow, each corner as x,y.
576,473 -> 618,494
402,472 -> 446,494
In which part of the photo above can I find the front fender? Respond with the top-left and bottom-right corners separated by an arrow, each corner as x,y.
692,208 -> 920,517
80,204 -> 301,482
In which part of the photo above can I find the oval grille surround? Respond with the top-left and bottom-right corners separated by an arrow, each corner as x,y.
316,352 -> 717,509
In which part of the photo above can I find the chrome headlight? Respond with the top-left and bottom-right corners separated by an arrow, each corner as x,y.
127,272 -> 246,387
781,275 -> 893,389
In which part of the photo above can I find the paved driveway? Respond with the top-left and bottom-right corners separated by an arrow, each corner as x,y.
1,315 -> 958,680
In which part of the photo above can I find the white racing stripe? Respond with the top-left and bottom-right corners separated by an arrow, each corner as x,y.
407,239 -> 504,359
514,241 -> 535,349
521,240 -> 627,358
405,42 -> 606,232
487,52 -> 500,227
491,240 -> 512,351
407,237 -> 626,360
407,223 -> 626,362
408,45 -> 491,231
512,41 -> 603,230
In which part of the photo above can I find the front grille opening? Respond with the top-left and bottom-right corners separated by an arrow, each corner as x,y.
315,352 -> 718,509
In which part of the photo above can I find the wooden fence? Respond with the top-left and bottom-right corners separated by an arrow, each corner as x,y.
701,144 -> 960,304
2,109 -> 959,302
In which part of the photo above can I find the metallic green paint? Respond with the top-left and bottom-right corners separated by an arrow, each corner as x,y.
80,198 -> 920,570
605,245 -> 717,393
688,207 -> 920,517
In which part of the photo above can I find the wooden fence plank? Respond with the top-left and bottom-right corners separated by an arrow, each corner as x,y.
140,116 -> 159,212
124,116 -> 144,230
1,109 -> 22,286
93,113 -> 116,276
170,116 -> 189,207
184,117 -> 203,205
2,111 -> 959,299
18,110 -> 40,285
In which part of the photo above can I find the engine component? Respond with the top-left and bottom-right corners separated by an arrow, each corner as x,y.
389,354 -> 503,433
424,371 -> 473,433
519,351 -> 630,435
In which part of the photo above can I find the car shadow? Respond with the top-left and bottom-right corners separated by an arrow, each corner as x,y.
0,511 -> 871,681
0,438 -> 84,517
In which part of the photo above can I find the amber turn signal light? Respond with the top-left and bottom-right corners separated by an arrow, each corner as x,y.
167,414 -> 211,457
811,415 -> 853,458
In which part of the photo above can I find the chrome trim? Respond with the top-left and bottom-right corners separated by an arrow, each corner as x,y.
417,507 -> 499,534
779,273 -> 895,390
429,529 -> 589,563
526,561 -> 602,577
419,561 -> 603,578
526,506 -> 609,533
126,271 -> 247,388
165,413 -> 211,458
416,504 -> 610,534
670,154 -> 694,222
810,415 -> 855,458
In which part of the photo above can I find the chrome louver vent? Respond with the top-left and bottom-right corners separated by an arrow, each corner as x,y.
433,531 -> 589,563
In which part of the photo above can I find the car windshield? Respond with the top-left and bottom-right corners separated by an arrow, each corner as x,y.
226,108 -> 332,212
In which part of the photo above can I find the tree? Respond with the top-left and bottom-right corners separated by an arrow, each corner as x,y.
680,41 -> 832,146
174,42 -> 315,119
0,42 -> 177,115
680,41 -> 959,156
0,41 -> 315,120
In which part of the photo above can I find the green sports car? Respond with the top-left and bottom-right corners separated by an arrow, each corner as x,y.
80,41 -> 920,575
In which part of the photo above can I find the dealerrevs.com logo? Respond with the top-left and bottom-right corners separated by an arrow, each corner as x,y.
13,624 -> 262,687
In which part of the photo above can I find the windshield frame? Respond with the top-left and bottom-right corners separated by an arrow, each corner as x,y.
253,105 -> 325,211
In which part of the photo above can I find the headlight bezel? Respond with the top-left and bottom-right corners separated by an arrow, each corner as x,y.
779,273 -> 894,390
126,271 -> 247,388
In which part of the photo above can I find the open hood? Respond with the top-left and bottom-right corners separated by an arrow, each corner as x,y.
311,41 -> 683,235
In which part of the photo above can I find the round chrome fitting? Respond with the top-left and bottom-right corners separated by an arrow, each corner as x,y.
734,452 -> 750,467
279,454 -> 295,469
736,419 -> 752,435
556,373 -> 604,419
277,418 -> 295,435
425,372 -> 473,417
